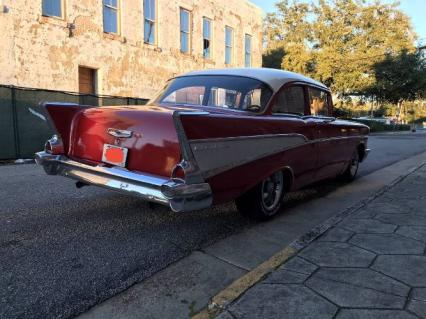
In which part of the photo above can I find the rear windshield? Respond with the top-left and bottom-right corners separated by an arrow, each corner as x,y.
153,75 -> 273,113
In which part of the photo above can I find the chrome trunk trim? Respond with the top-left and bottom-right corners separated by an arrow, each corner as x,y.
107,128 -> 133,138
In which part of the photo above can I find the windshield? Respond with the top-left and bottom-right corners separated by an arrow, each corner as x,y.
153,75 -> 273,112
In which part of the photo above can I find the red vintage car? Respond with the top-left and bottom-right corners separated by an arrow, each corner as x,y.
36,68 -> 370,219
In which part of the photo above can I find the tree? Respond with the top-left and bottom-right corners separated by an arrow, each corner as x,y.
263,0 -> 417,96
263,47 -> 285,69
363,50 -> 426,122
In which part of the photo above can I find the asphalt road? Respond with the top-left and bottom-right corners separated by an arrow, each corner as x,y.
1,132 -> 425,319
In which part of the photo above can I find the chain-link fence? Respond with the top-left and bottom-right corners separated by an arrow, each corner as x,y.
0,85 -> 148,160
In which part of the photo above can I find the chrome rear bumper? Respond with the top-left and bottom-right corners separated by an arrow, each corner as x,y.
35,152 -> 212,212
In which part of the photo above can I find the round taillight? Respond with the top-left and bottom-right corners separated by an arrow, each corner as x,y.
172,160 -> 188,180
44,135 -> 64,154
45,140 -> 53,153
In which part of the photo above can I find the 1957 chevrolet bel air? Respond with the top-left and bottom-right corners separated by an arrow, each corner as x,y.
36,68 -> 370,219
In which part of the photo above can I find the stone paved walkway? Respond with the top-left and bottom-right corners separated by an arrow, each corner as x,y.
218,165 -> 426,319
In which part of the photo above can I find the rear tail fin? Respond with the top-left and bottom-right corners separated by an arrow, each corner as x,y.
43,102 -> 92,154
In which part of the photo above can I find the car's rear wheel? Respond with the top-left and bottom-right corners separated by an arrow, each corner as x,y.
236,170 -> 285,220
340,150 -> 359,182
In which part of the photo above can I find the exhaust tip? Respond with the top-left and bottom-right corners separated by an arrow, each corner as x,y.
76,181 -> 89,189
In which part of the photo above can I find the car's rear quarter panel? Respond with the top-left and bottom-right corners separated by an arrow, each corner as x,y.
181,113 -> 318,204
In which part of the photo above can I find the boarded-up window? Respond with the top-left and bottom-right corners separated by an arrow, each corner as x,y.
78,67 -> 96,95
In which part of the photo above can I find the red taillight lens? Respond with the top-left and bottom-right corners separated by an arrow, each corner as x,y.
44,135 -> 64,154
171,162 -> 186,180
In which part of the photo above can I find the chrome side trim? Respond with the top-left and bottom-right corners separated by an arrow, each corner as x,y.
188,134 -> 369,178
35,151 -> 212,212
171,111 -> 210,184
189,134 -> 308,178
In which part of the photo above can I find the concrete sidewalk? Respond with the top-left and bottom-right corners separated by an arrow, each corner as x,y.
217,165 -> 426,319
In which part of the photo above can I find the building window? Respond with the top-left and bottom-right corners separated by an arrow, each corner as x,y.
180,8 -> 190,53
225,26 -> 233,65
245,34 -> 252,67
143,0 -> 155,44
203,18 -> 212,59
103,0 -> 119,34
42,0 -> 62,18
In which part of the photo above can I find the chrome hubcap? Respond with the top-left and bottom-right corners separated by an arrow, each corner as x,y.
350,154 -> 359,176
261,172 -> 284,212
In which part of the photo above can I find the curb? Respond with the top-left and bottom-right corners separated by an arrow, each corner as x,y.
193,161 -> 426,319
0,159 -> 35,166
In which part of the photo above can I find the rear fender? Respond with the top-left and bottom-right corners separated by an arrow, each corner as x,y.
43,102 -> 92,154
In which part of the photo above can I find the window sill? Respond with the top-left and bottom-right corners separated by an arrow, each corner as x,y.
143,42 -> 162,52
39,15 -> 68,28
103,32 -> 126,43
202,58 -> 216,64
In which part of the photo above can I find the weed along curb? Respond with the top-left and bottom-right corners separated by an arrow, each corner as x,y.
193,161 -> 426,319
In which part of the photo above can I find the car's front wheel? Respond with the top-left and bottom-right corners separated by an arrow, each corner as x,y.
236,170 -> 285,220
340,150 -> 360,182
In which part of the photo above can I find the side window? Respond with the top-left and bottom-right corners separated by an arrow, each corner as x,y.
309,88 -> 329,116
163,86 -> 204,105
272,86 -> 305,116
208,88 -> 241,109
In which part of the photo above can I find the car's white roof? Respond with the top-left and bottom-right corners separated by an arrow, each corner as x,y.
177,68 -> 329,92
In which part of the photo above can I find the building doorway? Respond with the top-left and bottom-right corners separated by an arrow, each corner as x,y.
78,66 -> 97,105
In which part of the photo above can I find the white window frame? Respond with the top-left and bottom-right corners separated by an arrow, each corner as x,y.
225,26 -> 233,65
244,34 -> 252,67
42,0 -> 64,19
103,0 -> 120,34
203,17 -> 212,59
143,0 -> 156,44
180,8 -> 191,54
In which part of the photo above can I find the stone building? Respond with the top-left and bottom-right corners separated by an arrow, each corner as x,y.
0,0 -> 263,99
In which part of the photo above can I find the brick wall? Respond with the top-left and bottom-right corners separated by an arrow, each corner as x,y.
0,0 -> 263,99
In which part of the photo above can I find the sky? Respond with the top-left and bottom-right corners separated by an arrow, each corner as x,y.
251,0 -> 426,45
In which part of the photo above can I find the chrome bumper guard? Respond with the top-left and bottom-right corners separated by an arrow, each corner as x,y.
363,148 -> 371,161
35,152 -> 212,212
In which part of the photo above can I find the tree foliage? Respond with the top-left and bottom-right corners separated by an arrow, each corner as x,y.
264,0 -> 417,96
364,50 -> 426,104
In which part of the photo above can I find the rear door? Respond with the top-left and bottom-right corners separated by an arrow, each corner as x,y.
271,85 -> 318,188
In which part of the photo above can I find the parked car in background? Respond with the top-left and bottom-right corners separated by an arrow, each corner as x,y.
353,116 -> 392,125
36,68 -> 370,219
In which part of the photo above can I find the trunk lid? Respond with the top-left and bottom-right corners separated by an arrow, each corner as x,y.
69,105 -> 181,178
